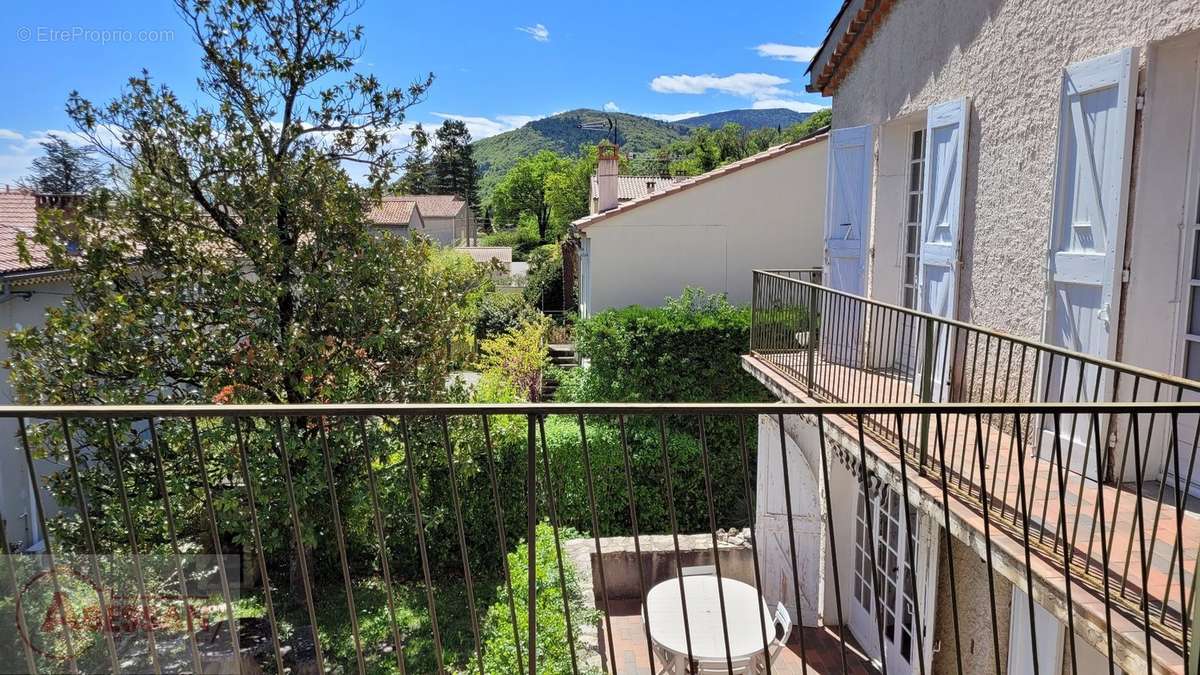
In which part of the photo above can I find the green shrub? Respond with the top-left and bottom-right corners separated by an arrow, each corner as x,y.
570,288 -> 768,403
476,292 -> 541,342
523,244 -> 568,311
481,223 -> 540,261
478,521 -> 599,675
477,318 -> 551,402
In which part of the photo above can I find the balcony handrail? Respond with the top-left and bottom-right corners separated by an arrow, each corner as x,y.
9,400 -> 1200,417
752,268 -> 1200,395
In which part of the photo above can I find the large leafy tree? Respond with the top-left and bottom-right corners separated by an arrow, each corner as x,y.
431,118 -> 479,207
8,0 -> 484,589
489,150 -> 568,241
20,133 -> 105,194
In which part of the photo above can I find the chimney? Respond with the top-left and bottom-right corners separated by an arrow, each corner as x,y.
595,143 -> 620,213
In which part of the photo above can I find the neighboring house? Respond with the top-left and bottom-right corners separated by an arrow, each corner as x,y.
0,190 -> 73,552
588,173 -> 689,215
743,3 -> 1200,674
572,135 -> 828,317
367,197 -> 424,236
385,194 -> 475,246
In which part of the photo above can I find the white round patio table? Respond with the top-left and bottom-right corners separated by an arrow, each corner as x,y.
644,575 -> 773,669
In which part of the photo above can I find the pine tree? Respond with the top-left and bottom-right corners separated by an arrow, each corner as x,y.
431,119 -> 479,207
394,123 -> 432,194
20,134 -> 104,194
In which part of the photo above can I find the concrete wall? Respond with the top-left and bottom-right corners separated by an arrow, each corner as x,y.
582,140 -> 826,314
830,0 -> 1200,348
422,215 -> 457,246
931,534 -> 1013,675
0,278 -> 73,549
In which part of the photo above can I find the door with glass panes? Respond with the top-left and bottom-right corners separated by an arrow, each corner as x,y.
848,483 -> 937,674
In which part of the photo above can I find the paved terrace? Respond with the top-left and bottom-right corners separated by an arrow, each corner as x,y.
744,353 -> 1200,675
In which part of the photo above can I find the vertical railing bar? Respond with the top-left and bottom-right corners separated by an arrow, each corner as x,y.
1160,415 -> 1200,627
616,413 -> 657,671
1032,352 -> 1064,544
1127,414 -> 1156,666
853,413 -> 890,675
1139,384 -> 1174,618
398,413 -> 446,667
1119,381 -> 1161,603
970,412 -> 1003,675
1168,412 -> 1189,658
0,472 -> 40,675
1011,412 -> 1043,675
315,418 -> 366,675
233,418 -> 286,675
1068,372 -> 1105,561
482,414 -> 525,675
437,415 -> 486,675
657,415 -> 697,670
998,344 -> 1030,526
271,417 -> 326,674
187,416 -> 245,675
814,415 -> 850,674
534,415 -> 581,675
1092,375 -> 1141,577
806,282 -> 817,396
833,291 -> 852,401
147,416 -> 205,675
1049,414 -> 1080,675
525,415 -> 538,675
1086,412 -> 1118,675
964,335 -> 992,495
1051,360 -> 1089,555
933,412 -> 964,675
698,415 -> 737,675
775,413 -> 813,675
736,415 -> 775,675
893,412 -> 928,675
986,340 -> 1016,511
357,416 -> 408,675
576,414 -> 617,673
882,305 -> 901,440
59,416 -> 122,674
104,417 -> 162,674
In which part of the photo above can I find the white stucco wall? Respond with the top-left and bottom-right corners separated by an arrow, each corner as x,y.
0,278 -> 73,550
581,139 -> 826,314
830,0 -> 1200,347
422,215 -> 456,246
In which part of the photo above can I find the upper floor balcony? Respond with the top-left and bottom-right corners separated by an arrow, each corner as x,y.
747,268 -> 1200,674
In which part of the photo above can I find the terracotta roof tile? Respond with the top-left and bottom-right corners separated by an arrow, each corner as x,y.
368,197 -> 418,225
591,175 -> 691,203
0,191 -> 51,274
388,194 -> 467,218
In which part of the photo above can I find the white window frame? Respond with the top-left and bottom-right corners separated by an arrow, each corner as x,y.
901,126 -> 927,310
1174,54 -> 1200,382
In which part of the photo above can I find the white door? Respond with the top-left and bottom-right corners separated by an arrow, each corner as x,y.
1007,587 -> 1064,675
1040,48 -> 1138,477
848,483 -> 938,674
823,125 -> 873,366
916,98 -> 971,402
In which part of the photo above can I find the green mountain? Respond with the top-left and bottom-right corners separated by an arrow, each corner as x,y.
676,108 -> 813,130
472,109 -> 690,201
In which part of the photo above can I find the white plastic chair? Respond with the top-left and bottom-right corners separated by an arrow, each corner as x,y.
692,653 -> 758,674
757,602 -> 792,672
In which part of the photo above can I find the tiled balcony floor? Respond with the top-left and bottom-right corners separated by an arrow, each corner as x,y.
600,599 -> 875,674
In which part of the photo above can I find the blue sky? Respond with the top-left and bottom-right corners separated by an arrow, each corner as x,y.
0,0 -> 840,184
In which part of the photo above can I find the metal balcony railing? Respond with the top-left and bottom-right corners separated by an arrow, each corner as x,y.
750,270 -> 1200,672
0,402 -> 1196,674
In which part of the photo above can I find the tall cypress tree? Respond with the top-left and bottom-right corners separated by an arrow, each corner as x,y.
21,134 -> 104,194
431,119 -> 479,208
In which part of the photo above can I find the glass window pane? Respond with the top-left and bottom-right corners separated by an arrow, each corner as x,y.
1190,287 -> 1200,335
911,129 -> 924,160
909,161 -> 923,192
1192,232 -> 1200,280
906,224 -> 920,254
908,194 -> 922,223
1186,341 -> 1200,381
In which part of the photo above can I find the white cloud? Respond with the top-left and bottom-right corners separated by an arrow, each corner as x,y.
642,112 -> 703,123
602,101 -> 620,112
430,112 -> 540,140
0,129 -> 24,141
754,43 -> 820,63
516,23 -> 550,42
649,73 -> 792,100
751,99 -> 828,114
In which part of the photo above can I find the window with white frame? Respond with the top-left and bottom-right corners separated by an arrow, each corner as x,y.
1184,185 -> 1200,380
902,128 -> 926,309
